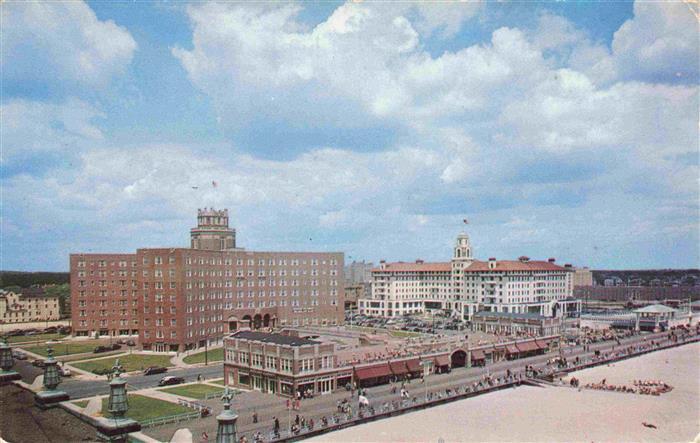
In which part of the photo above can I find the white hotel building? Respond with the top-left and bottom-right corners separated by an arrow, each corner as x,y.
358,233 -> 580,321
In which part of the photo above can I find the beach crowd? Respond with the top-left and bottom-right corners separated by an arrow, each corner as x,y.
581,378 -> 673,396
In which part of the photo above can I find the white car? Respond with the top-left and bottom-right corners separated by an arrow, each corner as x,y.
59,366 -> 72,377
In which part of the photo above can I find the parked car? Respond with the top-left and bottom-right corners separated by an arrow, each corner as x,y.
158,376 -> 184,386
93,346 -> 110,353
32,359 -> 46,368
126,340 -> 136,347
110,343 -> 122,350
144,366 -> 168,376
59,366 -> 72,377
12,350 -> 28,360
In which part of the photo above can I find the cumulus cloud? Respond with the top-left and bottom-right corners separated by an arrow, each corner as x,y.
612,1 -> 698,83
173,1 -> 492,131
1,98 -> 105,174
1,1 -> 137,89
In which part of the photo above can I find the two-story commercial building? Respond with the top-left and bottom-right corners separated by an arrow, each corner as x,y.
223,330 -> 352,397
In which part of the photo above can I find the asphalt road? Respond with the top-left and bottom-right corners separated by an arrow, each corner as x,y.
27,362 -> 226,399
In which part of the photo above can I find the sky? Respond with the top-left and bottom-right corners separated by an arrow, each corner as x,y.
1,0 -> 698,272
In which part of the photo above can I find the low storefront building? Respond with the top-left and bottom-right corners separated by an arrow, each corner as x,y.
224,330 -> 350,397
471,311 -> 562,336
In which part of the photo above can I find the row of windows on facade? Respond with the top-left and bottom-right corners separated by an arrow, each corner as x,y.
77,299 -> 137,307
77,279 -> 340,290
78,319 -> 136,327
184,279 -> 340,288
225,351 -> 333,373
178,257 -> 338,267
77,290 -> 138,297
80,268 -> 339,279
78,309 -> 138,317
76,257 -> 339,268
183,289 -> 340,299
185,269 -> 338,277
77,297 -> 337,318
76,270 -> 135,278
78,289 -> 339,302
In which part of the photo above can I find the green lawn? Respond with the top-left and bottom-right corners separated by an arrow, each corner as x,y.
182,347 -> 224,365
388,329 -> 421,338
72,353 -> 173,375
24,341 -> 103,357
160,383 -> 224,399
101,395 -> 192,422
210,378 -> 226,386
8,333 -> 67,345
73,400 -> 89,408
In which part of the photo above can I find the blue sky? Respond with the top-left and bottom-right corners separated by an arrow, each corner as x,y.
1,0 -> 698,272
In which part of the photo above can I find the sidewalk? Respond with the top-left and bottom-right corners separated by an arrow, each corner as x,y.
170,345 -> 224,368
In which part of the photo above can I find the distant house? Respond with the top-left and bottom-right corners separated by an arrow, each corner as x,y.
0,287 -> 61,324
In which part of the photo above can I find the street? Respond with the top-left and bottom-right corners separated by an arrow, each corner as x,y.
13,359 -> 225,399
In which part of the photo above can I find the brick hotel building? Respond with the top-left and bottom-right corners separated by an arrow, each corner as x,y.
70,209 -> 344,352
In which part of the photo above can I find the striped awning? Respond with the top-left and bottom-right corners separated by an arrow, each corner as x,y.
389,361 -> 408,375
516,340 -> 539,353
354,363 -> 392,380
434,355 -> 450,367
471,349 -> 486,360
406,358 -> 422,373
535,339 -> 549,350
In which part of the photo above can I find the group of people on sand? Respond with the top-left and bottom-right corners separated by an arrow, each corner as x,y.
582,378 -> 673,396
633,379 -> 673,394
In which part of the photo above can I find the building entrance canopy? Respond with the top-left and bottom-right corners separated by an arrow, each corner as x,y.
354,363 -> 392,380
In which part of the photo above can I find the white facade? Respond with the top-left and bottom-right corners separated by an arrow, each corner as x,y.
358,233 -> 579,320
359,261 -> 452,317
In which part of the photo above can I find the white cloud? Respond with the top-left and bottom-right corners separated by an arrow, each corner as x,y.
1,98 -> 104,167
498,71 -> 698,155
1,1 -> 136,88
611,1 -> 698,82
173,1 -> 494,126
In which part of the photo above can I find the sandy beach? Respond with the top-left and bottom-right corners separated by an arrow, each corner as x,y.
308,342 -> 700,442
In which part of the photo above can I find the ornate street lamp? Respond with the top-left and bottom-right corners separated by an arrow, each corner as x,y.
96,359 -> 141,442
216,387 -> 238,443
0,336 -> 21,384
108,359 -> 129,418
35,346 -> 69,408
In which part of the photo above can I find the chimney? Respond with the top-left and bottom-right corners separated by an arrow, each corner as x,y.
548,258 -> 556,263
415,259 -> 424,264
518,256 -> 530,262
488,257 -> 496,269
564,264 -> 572,268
